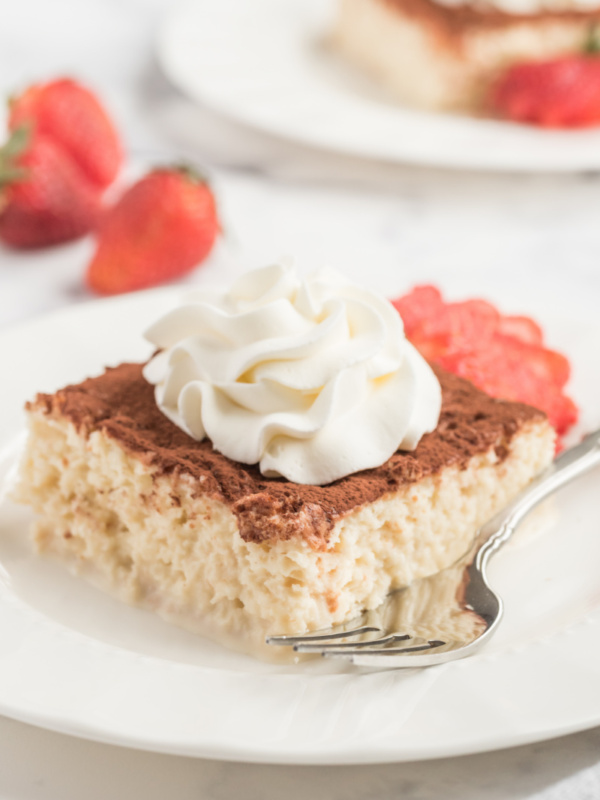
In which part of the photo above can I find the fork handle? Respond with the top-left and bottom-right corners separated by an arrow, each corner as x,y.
474,427 -> 600,570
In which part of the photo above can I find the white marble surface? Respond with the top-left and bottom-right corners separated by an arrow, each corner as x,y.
1,1 -> 600,797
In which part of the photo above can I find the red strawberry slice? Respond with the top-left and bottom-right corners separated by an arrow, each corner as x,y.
497,315 -> 543,345
392,285 -> 443,336
439,334 -> 572,433
492,56 -> 600,128
391,285 -> 578,440
518,341 -> 570,389
412,299 -> 499,350
533,392 -> 579,436
403,298 -> 499,363
394,287 -> 500,359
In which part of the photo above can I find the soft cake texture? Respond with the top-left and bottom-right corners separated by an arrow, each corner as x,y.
15,363 -> 555,658
334,0 -> 600,110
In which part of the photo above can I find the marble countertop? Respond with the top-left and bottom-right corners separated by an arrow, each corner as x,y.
1,1 -> 599,797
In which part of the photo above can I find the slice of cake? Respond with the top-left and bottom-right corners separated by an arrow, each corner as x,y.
334,0 -> 600,112
14,264 -> 557,659
15,362 -> 554,658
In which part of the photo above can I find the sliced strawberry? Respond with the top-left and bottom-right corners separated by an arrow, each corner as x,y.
438,336 -> 523,401
392,284 -> 579,440
407,332 -> 451,363
412,299 -> 499,351
546,394 -> 579,436
492,56 -> 600,128
438,334 -> 564,395
497,315 -> 543,345
394,288 -> 499,359
391,285 -> 443,336
439,334 -> 573,433
518,341 -> 571,389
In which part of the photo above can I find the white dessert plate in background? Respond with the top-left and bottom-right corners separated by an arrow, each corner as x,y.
0,289 -> 599,764
157,0 -> 600,173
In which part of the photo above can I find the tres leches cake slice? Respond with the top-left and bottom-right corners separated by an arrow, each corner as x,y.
15,264 -> 555,658
334,0 -> 600,113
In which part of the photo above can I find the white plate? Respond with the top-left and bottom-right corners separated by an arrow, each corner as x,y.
0,289 -> 599,764
158,0 -> 600,172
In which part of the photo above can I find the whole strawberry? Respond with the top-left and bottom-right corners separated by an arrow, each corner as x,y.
86,167 -> 219,295
9,77 -> 122,188
0,128 -> 102,248
491,56 -> 600,128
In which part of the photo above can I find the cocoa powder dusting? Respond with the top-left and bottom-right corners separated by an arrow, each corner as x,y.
31,362 -> 546,547
381,0 -> 600,39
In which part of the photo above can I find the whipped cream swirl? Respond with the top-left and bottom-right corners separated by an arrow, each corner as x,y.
143,263 -> 441,485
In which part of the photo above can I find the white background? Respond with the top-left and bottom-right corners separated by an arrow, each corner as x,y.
1,0 -> 599,797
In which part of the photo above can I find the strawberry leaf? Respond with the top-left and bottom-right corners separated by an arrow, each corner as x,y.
584,25 -> 600,55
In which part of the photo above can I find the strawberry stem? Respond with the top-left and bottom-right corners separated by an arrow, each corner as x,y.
0,126 -> 31,187
584,25 -> 600,55
1,125 -> 31,159
160,163 -> 209,186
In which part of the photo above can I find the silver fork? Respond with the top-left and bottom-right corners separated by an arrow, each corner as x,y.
267,428 -> 600,668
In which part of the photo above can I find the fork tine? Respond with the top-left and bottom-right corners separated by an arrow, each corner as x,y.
294,633 -> 411,652
265,625 -> 382,646
320,639 -> 446,660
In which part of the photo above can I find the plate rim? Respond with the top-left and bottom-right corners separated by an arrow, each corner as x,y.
156,0 -> 600,173
0,290 -> 599,765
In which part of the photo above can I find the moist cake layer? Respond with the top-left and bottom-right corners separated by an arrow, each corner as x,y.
335,0 -> 600,109
31,362 -> 545,548
16,413 -> 554,654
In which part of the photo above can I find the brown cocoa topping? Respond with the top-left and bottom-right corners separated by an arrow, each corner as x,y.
381,0 -> 600,38
31,362 -> 546,547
